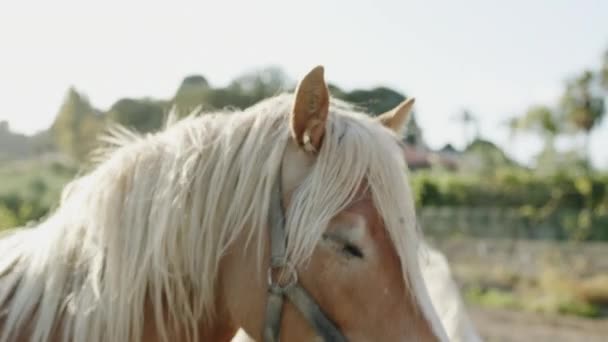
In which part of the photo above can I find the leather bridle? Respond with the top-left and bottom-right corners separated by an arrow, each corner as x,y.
262,166 -> 347,342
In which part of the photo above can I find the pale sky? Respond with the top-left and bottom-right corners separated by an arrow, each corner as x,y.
1,0 -> 607,167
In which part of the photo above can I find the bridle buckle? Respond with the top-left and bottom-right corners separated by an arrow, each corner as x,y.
267,260 -> 298,292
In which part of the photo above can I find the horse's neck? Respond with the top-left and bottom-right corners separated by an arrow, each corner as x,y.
139,296 -> 238,342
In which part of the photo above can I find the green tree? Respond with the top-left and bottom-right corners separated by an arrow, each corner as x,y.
107,98 -> 167,133
327,83 -> 347,99
511,105 -> 560,148
50,88 -> 103,161
172,75 -> 213,116
0,204 -> 18,230
171,67 -> 292,115
462,138 -> 515,176
329,85 -> 423,144
508,105 -> 594,174
339,87 -> 406,115
560,70 -> 605,165
600,48 -> 608,90
227,66 -> 291,108
402,113 -> 425,146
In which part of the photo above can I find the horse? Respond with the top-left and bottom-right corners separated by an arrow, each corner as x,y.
0,65 -> 471,341
230,243 -> 482,342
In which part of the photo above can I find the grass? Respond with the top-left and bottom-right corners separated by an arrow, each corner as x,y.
465,287 -> 521,310
462,265 -> 607,319
465,286 -> 602,318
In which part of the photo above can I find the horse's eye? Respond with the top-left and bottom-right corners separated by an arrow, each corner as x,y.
342,243 -> 364,259
322,233 -> 364,259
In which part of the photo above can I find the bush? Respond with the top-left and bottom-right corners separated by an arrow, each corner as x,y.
0,192 -> 50,229
411,169 -> 608,241
0,158 -> 77,230
0,204 -> 18,230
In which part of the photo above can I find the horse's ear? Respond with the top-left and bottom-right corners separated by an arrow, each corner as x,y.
376,98 -> 415,134
291,65 -> 330,153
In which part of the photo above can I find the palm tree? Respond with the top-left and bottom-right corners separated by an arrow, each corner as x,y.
451,109 -> 478,148
560,70 -> 605,165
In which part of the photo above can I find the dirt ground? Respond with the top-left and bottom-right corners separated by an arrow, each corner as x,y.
429,238 -> 608,341
469,306 -> 608,342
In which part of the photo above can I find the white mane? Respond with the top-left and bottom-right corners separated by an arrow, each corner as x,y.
0,94 -> 445,342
